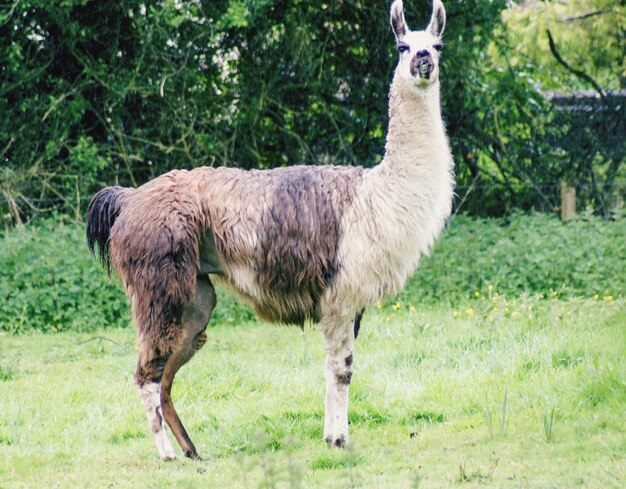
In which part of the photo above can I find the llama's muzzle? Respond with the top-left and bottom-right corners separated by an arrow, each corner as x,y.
410,51 -> 434,79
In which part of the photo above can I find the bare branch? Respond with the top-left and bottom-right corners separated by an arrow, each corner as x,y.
0,0 -> 21,28
78,336 -> 129,349
0,188 -> 23,226
546,29 -> 609,105
452,173 -> 480,217
561,10 -> 605,22
41,87 -> 80,122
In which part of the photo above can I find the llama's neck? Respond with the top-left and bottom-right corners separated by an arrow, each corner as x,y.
343,69 -> 454,303
326,71 -> 455,312
379,70 -> 450,179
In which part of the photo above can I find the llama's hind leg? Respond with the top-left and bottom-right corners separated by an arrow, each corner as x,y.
137,380 -> 176,460
135,355 -> 175,460
323,314 -> 356,448
161,276 -> 216,460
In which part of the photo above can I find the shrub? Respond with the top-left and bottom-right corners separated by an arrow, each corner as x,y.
1,213 -> 623,333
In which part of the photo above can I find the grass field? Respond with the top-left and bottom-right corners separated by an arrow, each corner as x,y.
1,294 -> 624,488
0,214 -> 624,488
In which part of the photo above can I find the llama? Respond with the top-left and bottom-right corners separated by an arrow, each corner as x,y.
87,0 -> 453,461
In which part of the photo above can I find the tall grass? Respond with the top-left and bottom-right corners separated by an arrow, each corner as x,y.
0,295 -> 623,488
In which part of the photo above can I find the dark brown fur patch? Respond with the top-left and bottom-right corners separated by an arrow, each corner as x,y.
345,354 -> 353,367
88,164 -> 363,372
337,371 -> 352,385
354,310 -> 364,339
109,171 -> 204,360
199,165 -> 363,325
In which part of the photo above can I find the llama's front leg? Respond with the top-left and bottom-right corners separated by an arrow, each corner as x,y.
323,317 -> 355,448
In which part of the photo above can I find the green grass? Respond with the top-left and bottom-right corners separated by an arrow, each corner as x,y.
0,213 -> 624,486
0,296 -> 624,488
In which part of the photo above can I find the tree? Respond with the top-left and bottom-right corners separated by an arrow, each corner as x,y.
1,0 -> 621,222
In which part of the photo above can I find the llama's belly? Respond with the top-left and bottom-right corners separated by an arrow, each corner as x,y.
203,219 -> 334,326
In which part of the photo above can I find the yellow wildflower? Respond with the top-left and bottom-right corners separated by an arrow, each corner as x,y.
493,306 -> 499,312
409,305 -> 417,313
392,302 -> 401,311
474,291 -> 480,298
453,311 -> 459,317
465,308 -> 474,317
504,307 -> 510,313
488,285 -> 493,292
603,295 -> 614,302
593,294 -> 599,300
488,315 -> 495,322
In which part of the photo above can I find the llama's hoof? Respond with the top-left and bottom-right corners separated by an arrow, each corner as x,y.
162,453 -> 176,462
325,434 -> 347,448
184,449 -> 204,461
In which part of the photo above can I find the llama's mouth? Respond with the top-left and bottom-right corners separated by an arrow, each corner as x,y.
410,55 -> 434,80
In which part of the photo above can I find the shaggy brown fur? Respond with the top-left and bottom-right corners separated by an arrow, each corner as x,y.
197,165 -> 363,324
111,172 -> 204,366
87,165 -> 363,371
87,0 -> 454,459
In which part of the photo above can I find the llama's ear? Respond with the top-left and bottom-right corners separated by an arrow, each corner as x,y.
390,0 -> 407,41
428,0 -> 446,38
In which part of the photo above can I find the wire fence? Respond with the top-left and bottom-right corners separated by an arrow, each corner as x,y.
451,181 -> 625,218
1,181 -> 624,225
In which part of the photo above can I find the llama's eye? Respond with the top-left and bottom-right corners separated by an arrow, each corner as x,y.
433,43 -> 443,52
396,43 -> 409,54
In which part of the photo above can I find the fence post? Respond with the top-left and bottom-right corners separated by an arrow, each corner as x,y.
561,182 -> 576,221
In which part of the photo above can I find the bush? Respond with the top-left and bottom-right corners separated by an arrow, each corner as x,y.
0,219 -> 129,333
402,213 -> 626,304
1,214 -> 623,333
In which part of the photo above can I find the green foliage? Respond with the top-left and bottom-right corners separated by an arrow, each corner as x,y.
400,213 -> 626,305
0,219 -> 129,333
472,0 -> 626,217
0,214 -> 623,333
9,0 -> 621,220
503,0 -> 625,92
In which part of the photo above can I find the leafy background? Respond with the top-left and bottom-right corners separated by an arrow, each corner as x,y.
1,0 -> 624,220
2,214 -> 624,333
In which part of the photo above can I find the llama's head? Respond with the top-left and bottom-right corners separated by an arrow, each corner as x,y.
390,0 -> 446,87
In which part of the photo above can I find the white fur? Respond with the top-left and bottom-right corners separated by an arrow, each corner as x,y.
319,0 -> 454,446
138,382 -> 176,460
322,315 -> 356,446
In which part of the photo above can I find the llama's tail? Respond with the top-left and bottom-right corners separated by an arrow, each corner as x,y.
86,186 -> 130,272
